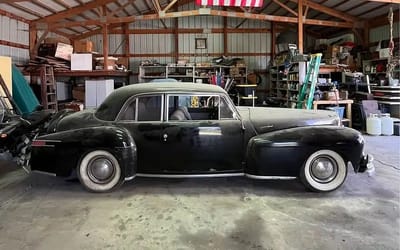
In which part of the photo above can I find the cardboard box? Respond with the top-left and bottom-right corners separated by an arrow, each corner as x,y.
54,42 -> 73,61
74,40 -> 93,53
72,86 -> 85,101
71,53 -> 93,70
96,57 -> 118,70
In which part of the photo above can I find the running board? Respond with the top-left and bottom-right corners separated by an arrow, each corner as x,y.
130,173 -> 297,180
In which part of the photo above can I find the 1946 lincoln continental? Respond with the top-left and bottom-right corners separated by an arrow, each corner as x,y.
30,82 -> 374,192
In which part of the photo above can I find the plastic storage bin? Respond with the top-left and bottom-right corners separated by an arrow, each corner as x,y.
326,106 -> 345,119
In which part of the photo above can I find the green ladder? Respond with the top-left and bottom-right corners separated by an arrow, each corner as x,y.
297,53 -> 322,109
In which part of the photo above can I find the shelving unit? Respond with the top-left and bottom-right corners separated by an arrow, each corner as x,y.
270,62 -> 305,108
363,58 -> 400,118
138,65 -> 247,85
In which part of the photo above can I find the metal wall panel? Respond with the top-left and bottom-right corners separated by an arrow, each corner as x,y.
370,23 -> 400,43
130,34 -> 174,54
0,14 -> 29,63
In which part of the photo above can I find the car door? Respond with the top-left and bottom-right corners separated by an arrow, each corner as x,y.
158,93 -> 244,174
116,94 -> 165,172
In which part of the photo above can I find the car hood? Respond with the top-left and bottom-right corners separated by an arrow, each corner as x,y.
237,107 -> 340,134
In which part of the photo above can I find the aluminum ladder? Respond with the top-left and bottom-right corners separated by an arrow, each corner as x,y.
40,65 -> 58,111
296,53 -> 322,109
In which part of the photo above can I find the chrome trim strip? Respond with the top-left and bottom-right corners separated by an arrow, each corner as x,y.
136,173 -> 244,178
32,145 -> 55,148
33,139 -> 61,143
125,175 -> 136,181
245,174 -> 297,180
32,170 -> 56,176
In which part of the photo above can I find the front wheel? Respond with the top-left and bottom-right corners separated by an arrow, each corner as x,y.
300,149 -> 347,192
77,150 -> 124,192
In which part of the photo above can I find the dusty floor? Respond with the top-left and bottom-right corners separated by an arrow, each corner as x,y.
0,135 -> 399,250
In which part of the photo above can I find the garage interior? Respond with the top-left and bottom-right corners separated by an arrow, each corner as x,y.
0,0 -> 399,249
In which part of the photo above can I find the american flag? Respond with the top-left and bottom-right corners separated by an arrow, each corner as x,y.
196,0 -> 264,7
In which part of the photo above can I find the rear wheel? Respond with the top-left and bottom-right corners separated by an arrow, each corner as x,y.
77,150 -> 123,192
300,149 -> 347,192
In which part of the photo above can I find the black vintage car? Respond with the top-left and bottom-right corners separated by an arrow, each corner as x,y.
30,82 -> 374,192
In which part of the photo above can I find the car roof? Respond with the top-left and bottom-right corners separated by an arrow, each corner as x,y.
95,82 -> 227,121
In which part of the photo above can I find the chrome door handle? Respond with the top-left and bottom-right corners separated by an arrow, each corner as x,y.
163,133 -> 168,142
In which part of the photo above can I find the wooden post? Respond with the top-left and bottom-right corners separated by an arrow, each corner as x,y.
174,17 -> 179,62
29,25 -> 37,59
223,16 -> 228,55
103,24 -> 109,70
124,23 -> 130,69
297,0 -> 303,54
271,22 -> 276,57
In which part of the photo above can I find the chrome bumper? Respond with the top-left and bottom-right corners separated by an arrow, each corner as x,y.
360,154 -> 375,176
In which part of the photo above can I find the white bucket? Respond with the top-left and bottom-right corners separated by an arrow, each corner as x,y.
381,113 -> 393,136
367,114 -> 381,136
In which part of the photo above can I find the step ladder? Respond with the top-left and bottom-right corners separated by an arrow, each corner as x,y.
0,73 -> 21,115
40,65 -> 58,111
296,53 -> 322,109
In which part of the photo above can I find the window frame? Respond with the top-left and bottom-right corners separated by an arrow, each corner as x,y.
166,92 -> 239,122
116,93 -> 164,122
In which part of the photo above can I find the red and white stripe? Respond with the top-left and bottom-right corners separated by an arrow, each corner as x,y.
196,0 -> 263,7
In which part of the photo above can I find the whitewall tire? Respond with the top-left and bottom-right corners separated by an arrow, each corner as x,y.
300,149 -> 347,192
77,150 -> 123,192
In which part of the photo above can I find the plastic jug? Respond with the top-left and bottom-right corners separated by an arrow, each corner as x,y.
367,114 -> 381,136
381,113 -> 393,136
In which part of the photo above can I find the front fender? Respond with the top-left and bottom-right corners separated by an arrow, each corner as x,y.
31,126 -> 137,178
245,126 -> 364,176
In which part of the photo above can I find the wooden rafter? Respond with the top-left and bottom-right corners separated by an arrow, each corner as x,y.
367,0 -> 400,3
115,0 -> 131,16
48,9 -> 354,30
272,0 -> 297,16
32,0 -> 116,24
289,0 -> 359,22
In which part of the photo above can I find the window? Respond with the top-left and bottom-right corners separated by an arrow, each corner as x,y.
167,94 -> 235,121
119,95 -> 162,121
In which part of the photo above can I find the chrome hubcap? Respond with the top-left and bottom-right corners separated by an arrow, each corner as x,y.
88,157 -> 115,184
310,156 -> 338,183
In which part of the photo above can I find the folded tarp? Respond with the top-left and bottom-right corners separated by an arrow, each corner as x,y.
12,65 -> 40,115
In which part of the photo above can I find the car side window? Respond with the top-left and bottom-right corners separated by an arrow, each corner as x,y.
119,95 -> 162,121
220,97 -> 235,119
168,94 -> 235,121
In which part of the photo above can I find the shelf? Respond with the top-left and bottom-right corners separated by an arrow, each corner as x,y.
374,96 -> 400,100
240,96 -> 258,100
372,90 -> 400,93
141,76 -> 165,79
236,84 -> 257,88
376,101 -> 400,105
372,86 -> 400,89
167,75 -> 193,78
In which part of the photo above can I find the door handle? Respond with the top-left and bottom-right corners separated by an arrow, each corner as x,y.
163,133 -> 168,142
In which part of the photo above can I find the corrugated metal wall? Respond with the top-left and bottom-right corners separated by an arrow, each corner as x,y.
0,15 -> 29,64
370,22 -> 400,43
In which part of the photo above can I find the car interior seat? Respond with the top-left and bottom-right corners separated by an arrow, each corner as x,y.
170,106 -> 191,120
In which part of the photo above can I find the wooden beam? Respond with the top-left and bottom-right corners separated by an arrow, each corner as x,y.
367,0 -> 400,3
272,0 -> 298,16
103,24 -> 109,70
0,0 -> 25,2
106,28 -> 272,34
0,8 -> 30,23
0,40 -> 29,50
32,0 -> 116,24
29,26 -> 37,58
223,16 -> 228,55
298,0 -> 303,54
289,0 -> 359,22
124,23 -> 130,69
368,8 -> 399,28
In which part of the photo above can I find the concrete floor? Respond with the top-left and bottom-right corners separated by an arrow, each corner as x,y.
0,136 -> 399,250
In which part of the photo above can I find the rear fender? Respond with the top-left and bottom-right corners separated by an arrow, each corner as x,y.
31,126 -> 137,178
245,126 -> 365,176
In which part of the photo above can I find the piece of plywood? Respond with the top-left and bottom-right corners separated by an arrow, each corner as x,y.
0,56 -> 12,96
